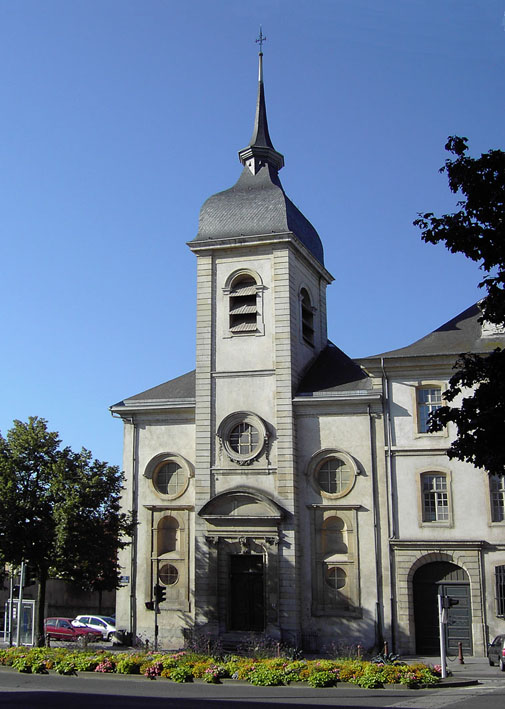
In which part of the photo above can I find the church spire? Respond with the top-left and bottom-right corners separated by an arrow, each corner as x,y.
238,36 -> 285,174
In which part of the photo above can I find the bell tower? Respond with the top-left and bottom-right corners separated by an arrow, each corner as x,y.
188,46 -> 333,641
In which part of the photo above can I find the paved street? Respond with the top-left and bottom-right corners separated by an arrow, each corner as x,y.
0,657 -> 504,709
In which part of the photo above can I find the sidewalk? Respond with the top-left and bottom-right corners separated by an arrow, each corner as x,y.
405,654 -> 501,685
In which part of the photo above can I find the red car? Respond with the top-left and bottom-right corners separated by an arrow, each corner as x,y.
44,617 -> 101,642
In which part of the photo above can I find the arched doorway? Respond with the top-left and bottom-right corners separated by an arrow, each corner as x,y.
413,561 -> 472,654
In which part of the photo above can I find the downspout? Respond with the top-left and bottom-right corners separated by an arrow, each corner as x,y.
129,418 -> 138,642
111,412 -> 138,642
381,357 -> 396,651
368,403 -> 383,648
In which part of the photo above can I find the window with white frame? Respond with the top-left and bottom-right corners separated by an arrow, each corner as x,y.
416,386 -> 442,433
421,473 -> 449,522
490,475 -> 505,522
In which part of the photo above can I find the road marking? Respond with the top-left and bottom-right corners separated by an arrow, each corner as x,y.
388,684 -> 505,708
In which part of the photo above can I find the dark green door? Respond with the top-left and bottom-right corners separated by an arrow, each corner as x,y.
413,562 -> 472,654
229,555 -> 265,631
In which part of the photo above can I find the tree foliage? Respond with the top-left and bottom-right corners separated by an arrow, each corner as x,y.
414,137 -> 505,476
0,417 -> 135,644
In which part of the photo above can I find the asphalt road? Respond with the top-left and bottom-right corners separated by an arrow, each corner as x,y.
0,668 -> 504,709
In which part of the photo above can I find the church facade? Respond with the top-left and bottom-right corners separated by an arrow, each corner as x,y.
111,53 -> 505,655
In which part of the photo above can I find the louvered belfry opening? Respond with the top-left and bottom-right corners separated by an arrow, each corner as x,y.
229,275 -> 258,332
301,288 -> 314,345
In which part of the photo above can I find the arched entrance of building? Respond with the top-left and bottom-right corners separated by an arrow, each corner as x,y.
199,488 -> 285,638
413,561 -> 472,654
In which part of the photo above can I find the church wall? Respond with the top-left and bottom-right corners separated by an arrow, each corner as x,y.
116,415 -> 196,648
295,403 -> 387,651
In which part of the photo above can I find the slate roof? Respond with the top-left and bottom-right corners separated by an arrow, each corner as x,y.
192,164 -> 325,265
113,370 -> 196,407
362,303 -> 505,360
189,51 -> 324,266
297,341 -> 372,395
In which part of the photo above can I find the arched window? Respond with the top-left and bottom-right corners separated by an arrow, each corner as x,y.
322,516 -> 348,554
157,516 -> 179,555
229,274 -> 259,333
300,288 -> 314,346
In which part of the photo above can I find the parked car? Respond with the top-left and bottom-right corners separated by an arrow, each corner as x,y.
488,634 -> 505,671
72,615 -> 117,640
44,617 -> 101,642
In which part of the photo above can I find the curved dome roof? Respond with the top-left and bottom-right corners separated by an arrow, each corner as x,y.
189,52 -> 324,266
193,163 -> 324,264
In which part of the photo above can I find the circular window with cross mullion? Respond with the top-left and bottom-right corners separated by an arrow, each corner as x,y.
308,449 -> 358,499
218,411 -> 268,465
144,453 -> 193,500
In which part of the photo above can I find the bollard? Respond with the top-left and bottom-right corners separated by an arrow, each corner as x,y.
458,641 -> 464,664
383,641 -> 389,655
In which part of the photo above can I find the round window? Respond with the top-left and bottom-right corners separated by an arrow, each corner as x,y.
325,566 -> 346,589
153,462 -> 185,496
159,563 -> 178,586
218,412 -> 267,464
313,454 -> 355,498
229,422 -> 260,455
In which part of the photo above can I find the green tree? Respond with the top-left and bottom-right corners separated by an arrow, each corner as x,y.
414,136 -> 505,476
0,417 -> 134,645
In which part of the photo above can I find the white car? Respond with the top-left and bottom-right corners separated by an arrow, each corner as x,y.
72,615 -> 116,641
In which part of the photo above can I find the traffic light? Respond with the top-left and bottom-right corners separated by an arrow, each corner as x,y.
154,584 -> 166,604
145,600 -> 155,611
442,596 -> 459,608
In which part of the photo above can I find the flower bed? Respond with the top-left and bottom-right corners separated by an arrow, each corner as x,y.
0,646 -> 441,689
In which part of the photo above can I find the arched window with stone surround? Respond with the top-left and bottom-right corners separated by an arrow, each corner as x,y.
157,515 -> 179,556
300,287 -> 314,346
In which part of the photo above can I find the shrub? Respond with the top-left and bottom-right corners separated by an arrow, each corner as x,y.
248,667 -> 286,686
167,665 -> 193,683
307,670 -> 338,688
115,654 -> 142,675
53,657 -> 77,675
94,659 -> 115,673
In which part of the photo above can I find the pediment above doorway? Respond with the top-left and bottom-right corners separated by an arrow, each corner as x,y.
198,488 -> 284,523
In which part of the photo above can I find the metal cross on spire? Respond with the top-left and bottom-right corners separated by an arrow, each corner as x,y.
255,27 -> 266,53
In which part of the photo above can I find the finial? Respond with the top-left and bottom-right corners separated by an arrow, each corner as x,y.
255,27 -> 266,54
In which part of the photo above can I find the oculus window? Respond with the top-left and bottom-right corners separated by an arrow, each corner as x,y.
308,449 -> 358,499
144,453 -> 193,500
218,411 -> 268,465
159,563 -> 179,586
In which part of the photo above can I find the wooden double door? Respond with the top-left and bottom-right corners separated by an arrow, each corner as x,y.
413,562 -> 472,654
229,554 -> 265,631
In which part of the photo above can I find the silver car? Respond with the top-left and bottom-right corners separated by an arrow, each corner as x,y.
73,615 -> 116,641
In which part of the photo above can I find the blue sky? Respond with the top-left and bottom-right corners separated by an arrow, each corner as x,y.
1,0 -> 504,467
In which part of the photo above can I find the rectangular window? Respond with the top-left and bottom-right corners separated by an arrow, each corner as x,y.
422,474 -> 448,522
417,387 -> 442,433
491,475 -> 505,522
496,565 -> 505,617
